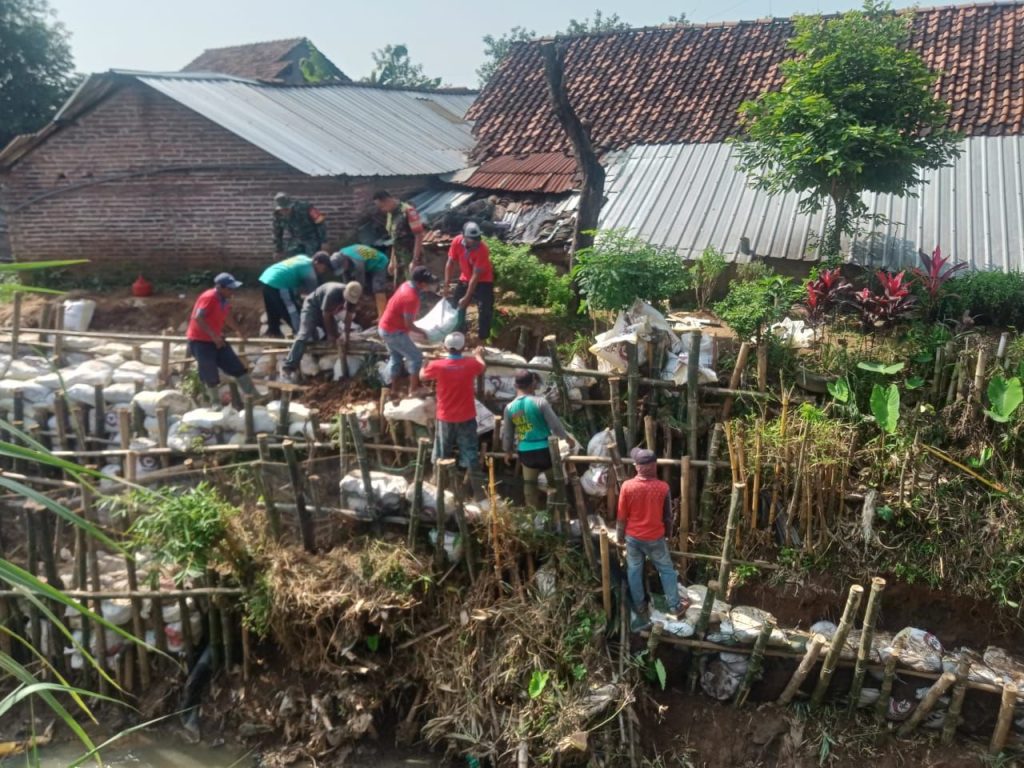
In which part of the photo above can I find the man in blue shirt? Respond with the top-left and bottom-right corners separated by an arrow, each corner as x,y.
259,252 -> 331,337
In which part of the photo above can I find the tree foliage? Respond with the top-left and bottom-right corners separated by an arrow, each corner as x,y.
733,0 -> 961,259
477,26 -> 536,86
0,0 -> 78,149
572,230 -> 690,311
562,9 -> 631,35
362,44 -> 440,89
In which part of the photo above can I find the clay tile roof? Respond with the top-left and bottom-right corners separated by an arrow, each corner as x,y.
182,38 -> 350,83
468,3 -> 1024,160
461,152 -> 580,193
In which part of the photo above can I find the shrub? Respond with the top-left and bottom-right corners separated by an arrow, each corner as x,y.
572,230 -> 690,311
488,239 -> 572,314
689,247 -> 728,309
851,270 -> 916,330
713,271 -> 798,341
937,270 -> 1024,328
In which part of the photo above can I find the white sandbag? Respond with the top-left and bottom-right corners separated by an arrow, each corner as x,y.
32,371 -> 65,390
414,298 -> 459,343
651,608 -> 695,638
981,646 -> 1024,686
266,400 -> 310,424
384,397 -> 435,427
375,360 -> 392,385
132,389 -> 191,417
6,356 -> 51,381
182,407 -> 231,431
99,464 -> 123,490
404,481 -> 455,519
475,400 -> 496,435
167,422 -> 215,452
139,341 -> 186,367
730,606 -> 787,645
61,299 -> 97,332
0,378 -> 51,403
675,331 -> 715,369
64,361 -> 114,388
300,355 -> 320,377
483,374 -> 517,401
701,652 -> 748,700
112,361 -> 160,388
342,402 -> 377,437
587,428 -> 616,458
339,470 -> 408,512
288,420 -> 314,439
251,354 -> 277,378
250,407 -> 276,435
581,465 -> 608,496
661,351 -> 718,386
103,382 -> 138,404
881,627 -> 943,672
332,355 -> 366,380
65,382 -> 99,406
163,611 -> 204,654
91,342 -> 135,358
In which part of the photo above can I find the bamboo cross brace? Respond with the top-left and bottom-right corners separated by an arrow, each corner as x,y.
898,672 -> 957,736
778,633 -> 826,705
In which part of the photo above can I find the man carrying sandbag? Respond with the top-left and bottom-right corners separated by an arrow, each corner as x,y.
378,266 -> 438,398
259,252 -> 332,337
616,448 -> 680,626
501,369 -> 572,509
281,281 -> 362,382
186,273 -> 259,405
421,332 -> 487,497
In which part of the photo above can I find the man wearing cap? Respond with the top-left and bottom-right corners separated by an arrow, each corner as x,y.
501,369 -> 572,508
282,281 -> 363,381
421,332 -> 487,496
444,222 -> 495,342
186,274 -> 259,405
273,193 -> 328,258
259,252 -> 332,337
377,266 -> 437,397
330,244 -> 390,319
372,190 -> 424,280
616,448 -> 680,624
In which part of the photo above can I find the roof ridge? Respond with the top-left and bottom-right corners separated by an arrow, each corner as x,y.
193,37 -> 305,55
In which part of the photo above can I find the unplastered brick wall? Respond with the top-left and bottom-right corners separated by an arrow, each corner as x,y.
0,80 -> 425,277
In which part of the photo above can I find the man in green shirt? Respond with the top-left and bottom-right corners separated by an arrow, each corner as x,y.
258,253 -> 331,337
330,244 -> 390,319
501,369 -> 572,508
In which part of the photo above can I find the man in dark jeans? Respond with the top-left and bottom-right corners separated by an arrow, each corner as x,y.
281,281 -> 362,382
444,222 -> 494,342
258,252 -> 331,337
186,273 -> 259,405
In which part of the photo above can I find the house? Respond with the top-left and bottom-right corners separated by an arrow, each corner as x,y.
0,68 -> 475,274
451,3 -> 1024,272
182,38 -> 350,84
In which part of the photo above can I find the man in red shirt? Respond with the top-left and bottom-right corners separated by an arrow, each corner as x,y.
616,448 -> 680,623
377,266 -> 437,397
444,222 -> 495,342
421,331 -> 487,495
186,273 -> 258,405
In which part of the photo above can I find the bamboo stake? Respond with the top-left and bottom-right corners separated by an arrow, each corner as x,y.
487,456 -> 502,592
547,436 -> 569,535
687,580 -> 719,692
735,618 -> 775,707
53,302 -> 65,366
434,459 -> 449,571
989,681 -> 1017,754
566,459 -> 597,570
972,347 -> 989,410
255,435 -> 281,541
283,439 -> 315,552
407,437 -> 430,547
276,390 -> 290,437
717,482 -> 744,595
81,481 -> 109,693
678,455 -> 691,572
698,424 -> 724,535
778,634 -> 826,705
875,641 -> 902,720
599,530 -> 612,620
932,345 -> 946,405
545,334 -> 573,419
751,425 -> 762,530
644,415 -> 657,453
626,343 -> 639,448
810,584 -> 864,706
155,406 -> 170,470
686,332 -> 701,461
848,577 -> 886,713
769,386 -> 790,529
995,332 -> 1009,370
347,413 -> 376,520
609,377 -> 625,453
898,672 -> 956,736
243,396 -> 256,445
53,397 -> 70,451
942,653 -> 972,744
734,423 -> 748,541
447,459 -> 476,582
783,422 -> 810,546
721,342 -> 750,421
756,341 -> 768,393
159,338 -> 171,386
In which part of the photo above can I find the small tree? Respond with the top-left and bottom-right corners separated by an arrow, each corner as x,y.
362,44 -> 440,89
689,247 -> 727,310
572,230 -> 690,311
734,0 -> 961,260
561,10 -> 631,35
0,0 -> 78,148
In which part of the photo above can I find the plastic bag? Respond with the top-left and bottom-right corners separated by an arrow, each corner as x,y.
475,400 -> 496,434
730,606 -> 787,645
881,627 -> 943,672
581,465 -> 609,496
62,299 -> 97,332
414,299 -> 459,343
132,390 -> 191,417
404,481 -> 455,520
700,652 -> 748,700
339,470 -> 408,512
384,397 -> 436,427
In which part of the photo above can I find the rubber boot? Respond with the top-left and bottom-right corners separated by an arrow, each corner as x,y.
236,373 -> 258,396
206,385 -> 223,407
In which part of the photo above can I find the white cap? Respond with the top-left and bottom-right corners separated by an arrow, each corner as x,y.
444,331 -> 466,351
343,281 -> 363,303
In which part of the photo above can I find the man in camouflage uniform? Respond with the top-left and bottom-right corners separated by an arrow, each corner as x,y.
372,190 -> 424,283
273,192 -> 327,257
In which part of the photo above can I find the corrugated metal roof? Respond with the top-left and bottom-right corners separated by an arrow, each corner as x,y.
459,152 -> 579,193
408,188 -> 475,221
600,137 -> 1024,271
137,75 -> 475,177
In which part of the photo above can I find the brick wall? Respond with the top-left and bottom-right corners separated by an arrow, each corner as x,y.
0,80 -> 426,277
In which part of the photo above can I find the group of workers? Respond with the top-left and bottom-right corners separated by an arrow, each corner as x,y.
186,190 -> 678,628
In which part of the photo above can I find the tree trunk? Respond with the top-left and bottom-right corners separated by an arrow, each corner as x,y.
542,41 -> 605,315
824,195 -> 848,262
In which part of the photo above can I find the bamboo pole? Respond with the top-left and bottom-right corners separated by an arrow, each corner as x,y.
408,437 -> 430,547
756,340 -> 767,393
599,530 -> 612,620
989,681 -> 1017,754
80,481 -> 109,692
751,425 -> 762,530
678,455 -> 691,572
687,580 -> 719,692
778,634 -> 826,705
644,415 -> 657,453
347,413 -> 376,521
698,424 -> 725,535
609,377 -> 625,453
995,332 -> 1009,370
243,396 -> 256,445
717,482 -> 744,595
283,439 -> 315,553
566,459 -> 597,570
255,434 -> 281,541
176,596 -> 195,661
155,406 -> 170,469
942,653 -> 972,744
810,584 -> 864,706
735,618 -> 775,707
545,335 -> 573,419
626,342 -> 639,448
875,641 -> 902,720
547,435 -> 569,535
686,332 -> 701,461
721,342 -> 750,421
898,672 -> 957,736
447,459 -> 476,583
848,577 -> 886,713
